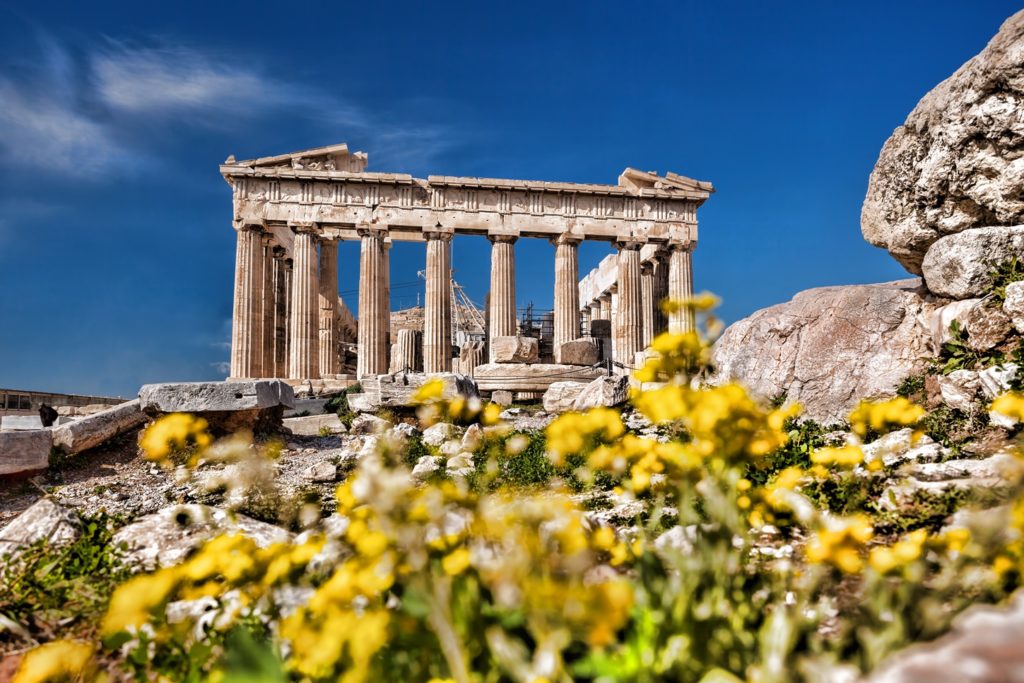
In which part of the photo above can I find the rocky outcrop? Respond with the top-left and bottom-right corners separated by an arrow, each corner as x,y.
922,226 -> 1024,299
712,280 -> 933,423
861,10 -> 1024,275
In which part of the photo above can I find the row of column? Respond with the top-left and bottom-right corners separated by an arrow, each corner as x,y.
584,244 -> 694,367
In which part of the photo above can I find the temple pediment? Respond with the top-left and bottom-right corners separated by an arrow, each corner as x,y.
224,143 -> 368,173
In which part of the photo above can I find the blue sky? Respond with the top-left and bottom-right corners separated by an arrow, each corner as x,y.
0,1 -> 1019,397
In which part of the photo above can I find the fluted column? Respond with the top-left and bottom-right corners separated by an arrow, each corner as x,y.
652,254 -> 670,335
552,236 -> 580,362
230,224 -> 264,379
357,228 -> 388,378
424,231 -> 453,373
258,236 -> 275,377
488,235 -> 518,361
598,294 -> 611,321
382,240 -> 392,370
667,244 -> 695,334
288,226 -> 320,379
273,249 -> 290,378
318,239 -> 340,378
615,243 -> 643,367
640,261 -> 655,348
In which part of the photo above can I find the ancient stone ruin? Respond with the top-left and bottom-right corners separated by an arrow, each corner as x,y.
220,144 -> 713,396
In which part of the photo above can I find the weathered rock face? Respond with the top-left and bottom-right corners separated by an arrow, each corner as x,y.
140,380 -> 295,413
711,280 -> 934,424
922,226 -> 1024,299
861,10 -> 1024,275
490,336 -> 540,364
0,498 -> 80,561
1004,281 -> 1024,333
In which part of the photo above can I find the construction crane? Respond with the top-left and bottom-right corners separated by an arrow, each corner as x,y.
416,269 -> 486,346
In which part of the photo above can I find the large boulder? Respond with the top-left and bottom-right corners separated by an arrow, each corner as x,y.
861,11 -> 1024,275
922,225 -> 1024,299
711,280 -> 934,424
543,381 -> 588,412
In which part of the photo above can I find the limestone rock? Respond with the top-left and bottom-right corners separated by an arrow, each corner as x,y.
922,226 -> 1024,299
302,461 -> 338,483
0,415 -> 44,431
51,399 -> 148,455
557,339 -> 600,366
936,370 -> 982,412
929,299 -> 983,350
960,301 -> 1013,351
411,455 -> 443,480
978,363 -> 1019,398
1005,281 -> 1024,333
140,380 -> 295,412
543,381 -> 589,413
461,423 -> 483,451
862,589 -> 1024,683
861,428 -> 946,468
446,451 -> 475,477
572,375 -> 630,411
457,341 -> 485,376
0,430 -> 52,476
0,498 -> 80,562
284,413 -> 346,436
491,390 -> 513,406
112,504 -> 291,571
711,280 -> 933,424
490,336 -> 540,364
861,11 -> 1024,275
350,413 -> 390,435
422,422 -> 462,447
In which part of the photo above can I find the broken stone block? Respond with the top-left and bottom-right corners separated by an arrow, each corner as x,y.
284,414 -> 346,436
350,413 -> 391,435
51,399 -> 148,455
1004,281 -> 1024,335
979,363 -> 1019,399
557,339 -> 600,366
411,455 -> 443,480
350,372 -> 479,412
0,430 -> 52,476
446,451 -> 475,477
542,381 -> 589,413
491,390 -> 514,406
112,504 -> 292,571
936,370 -> 981,413
0,498 -> 80,562
140,380 -> 295,413
473,363 -> 606,393
490,336 -> 540,364
422,422 -> 462,447
961,303 -> 1013,352
572,375 -> 630,411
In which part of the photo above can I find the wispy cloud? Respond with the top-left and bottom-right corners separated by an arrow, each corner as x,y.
0,35 -> 453,177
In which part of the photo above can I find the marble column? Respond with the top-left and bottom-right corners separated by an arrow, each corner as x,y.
288,226 -> 320,380
424,231 -> 453,373
382,240 -> 392,370
615,243 -> 643,367
357,228 -> 388,378
230,224 -> 264,379
258,236 -> 275,377
273,248 -> 290,378
667,244 -> 695,334
640,261 -> 655,348
652,254 -> 670,336
598,294 -> 612,321
488,235 -> 518,361
318,239 -> 340,378
552,236 -> 580,362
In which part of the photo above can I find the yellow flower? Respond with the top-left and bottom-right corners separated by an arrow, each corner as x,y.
412,378 -> 446,403
13,640 -> 94,683
869,529 -> 927,575
810,445 -> 864,468
139,412 -> 212,463
102,569 -> 180,635
805,515 -> 874,574
848,398 -> 925,439
992,392 -> 1024,423
441,547 -> 472,575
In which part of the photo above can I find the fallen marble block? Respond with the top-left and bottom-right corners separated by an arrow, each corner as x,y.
0,430 -> 52,476
139,380 -> 295,433
473,363 -> 606,393
52,399 -> 148,455
284,413 -> 347,436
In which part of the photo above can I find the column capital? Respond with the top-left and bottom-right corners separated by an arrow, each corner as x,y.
271,245 -> 287,259
425,230 -> 454,242
288,221 -> 319,235
615,239 -> 644,251
233,220 -> 266,233
487,233 -> 518,244
356,225 -> 388,240
550,233 -> 582,246
664,239 -> 693,252
640,260 -> 654,274
597,291 -> 612,302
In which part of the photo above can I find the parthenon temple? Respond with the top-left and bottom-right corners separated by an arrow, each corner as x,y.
221,143 -> 713,394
